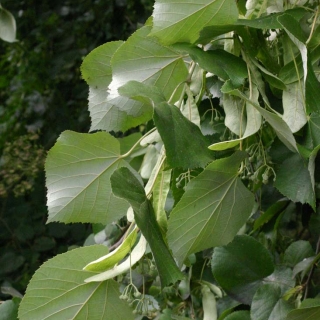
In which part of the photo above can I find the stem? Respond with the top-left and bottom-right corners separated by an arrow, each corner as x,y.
306,5 -> 320,45
120,127 -> 156,159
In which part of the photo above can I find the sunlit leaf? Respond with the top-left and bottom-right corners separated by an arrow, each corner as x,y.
150,0 -> 238,45
168,152 -> 255,266
45,130 -> 129,224
18,246 -> 134,320
90,26 -> 188,132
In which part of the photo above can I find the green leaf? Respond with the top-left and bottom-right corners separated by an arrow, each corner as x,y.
153,102 -> 214,169
18,246 -> 134,320
211,235 -> 274,304
197,8 -> 307,44
168,152 -> 255,266
90,26 -> 188,132
223,93 -> 246,135
83,227 -> 138,272
81,41 -> 123,89
110,167 -> 184,287
251,284 -> 293,320
253,200 -> 289,231
80,41 -> 124,132
224,311 -> 250,320
306,59 -> 320,114
292,256 -> 315,279
284,240 -> 315,268
118,81 -> 166,106
308,113 -> 320,148
286,299 -> 320,320
274,153 -> 315,210
282,81 -> 307,133
278,14 -> 308,93
221,81 -> 298,152
0,5 -> 16,43
45,130 -> 129,224
250,59 -> 286,91
210,86 -> 261,151
279,46 -> 320,85
173,44 -> 247,88
150,0 -> 238,45
0,298 -> 20,320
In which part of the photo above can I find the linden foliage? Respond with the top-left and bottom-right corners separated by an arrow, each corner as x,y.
16,0 -> 320,319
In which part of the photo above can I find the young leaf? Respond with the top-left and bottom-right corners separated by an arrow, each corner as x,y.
211,235 -> 274,304
83,227 -> 138,272
89,26 -> 188,132
84,235 -> 147,283
251,284 -> 293,320
153,102 -> 215,169
150,0 -> 238,45
45,130 -> 129,224
168,152 -> 255,266
222,81 -> 298,152
110,167 -> 184,287
152,167 -> 171,233
274,153 -> 315,210
18,246 -> 134,320
0,5 -> 16,42
210,87 -> 262,151
223,93 -> 246,135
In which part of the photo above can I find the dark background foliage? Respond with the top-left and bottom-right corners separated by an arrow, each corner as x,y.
0,0 -> 153,298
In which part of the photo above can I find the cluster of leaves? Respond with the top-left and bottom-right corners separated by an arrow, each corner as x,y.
0,0 -> 154,314
6,0 -> 320,319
